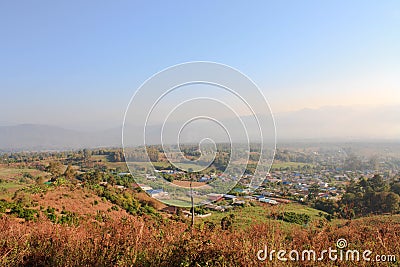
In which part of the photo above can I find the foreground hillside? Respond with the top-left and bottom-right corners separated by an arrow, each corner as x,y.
0,150 -> 399,266
0,183 -> 398,266
0,210 -> 399,266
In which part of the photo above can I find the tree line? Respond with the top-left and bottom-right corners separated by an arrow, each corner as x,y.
313,174 -> 400,219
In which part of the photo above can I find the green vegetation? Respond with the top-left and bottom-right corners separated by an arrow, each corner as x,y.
99,187 -> 140,215
197,203 -> 325,230
340,174 -> 400,217
271,161 -> 314,170
276,212 -> 310,225
0,200 -> 38,221
220,214 -> 235,230
310,174 -> 400,219
0,181 -> 23,190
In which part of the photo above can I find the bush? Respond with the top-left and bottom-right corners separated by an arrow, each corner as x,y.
10,204 -> 38,221
277,212 -> 310,225
111,205 -> 119,211
221,214 -> 235,230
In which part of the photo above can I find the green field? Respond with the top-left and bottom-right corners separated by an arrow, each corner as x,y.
0,181 -> 23,189
197,202 -> 327,229
91,155 -> 108,161
163,199 -> 193,207
94,154 -> 315,173
0,166 -> 49,199
0,167 -> 45,179
0,181 -> 25,199
278,203 -> 327,217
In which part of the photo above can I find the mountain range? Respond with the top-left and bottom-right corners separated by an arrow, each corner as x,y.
1,105 -> 399,151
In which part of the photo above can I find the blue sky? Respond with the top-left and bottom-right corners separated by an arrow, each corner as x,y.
1,1 -> 399,130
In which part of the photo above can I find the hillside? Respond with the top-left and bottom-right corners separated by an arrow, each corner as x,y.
0,148 -> 399,266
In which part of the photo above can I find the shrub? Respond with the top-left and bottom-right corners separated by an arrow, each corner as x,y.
277,212 -> 310,225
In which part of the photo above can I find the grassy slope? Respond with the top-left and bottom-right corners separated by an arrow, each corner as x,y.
197,202 -> 328,230
0,166 -> 49,199
0,166 -> 48,180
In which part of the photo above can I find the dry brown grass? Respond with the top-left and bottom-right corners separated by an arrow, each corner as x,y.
0,212 -> 399,266
0,166 -> 48,181
134,191 -> 167,210
172,180 -> 208,188
31,186 -> 130,220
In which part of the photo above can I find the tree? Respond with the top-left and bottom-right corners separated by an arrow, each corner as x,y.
83,149 -> 92,162
308,183 -> 320,201
385,192 -> 399,214
107,175 -> 116,186
35,176 -> 45,184
147,147 -> 159,162
390,182 -> 400,195
368,174 -> 387,192
339,174 -> 399,217
314,199 -> 339,215
81,170 -> 103,185
64,164 -> 76,180
221,214 -> 235,230
47,161 -> 63,179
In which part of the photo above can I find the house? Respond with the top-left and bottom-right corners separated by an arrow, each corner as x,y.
182,210 -> 212,218
334,175 -> 348,181
259,198 -> 278,205
115,185 -> 126,190
139,184 -> 153,191
146,189 -> 168,198
207,193 -> 223,201
162,206 -> 178,215
318,193 -> 330,199
254,195 -> 266,200
146,174 -> 157,181
199,176 -> 211,182
233,187 -> 252,195
204,203 -> 226,211
319,182 -> 329,188
243,196 -> 256,201
223,194 -> 237,201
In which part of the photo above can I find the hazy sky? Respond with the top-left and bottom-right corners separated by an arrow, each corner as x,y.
1,1 -> 399,130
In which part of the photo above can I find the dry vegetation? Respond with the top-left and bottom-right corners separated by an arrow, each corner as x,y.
0,212 -> 399,266
171,180 -> 208,188
30,186 -> 131,220
133,191 -> 167,210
